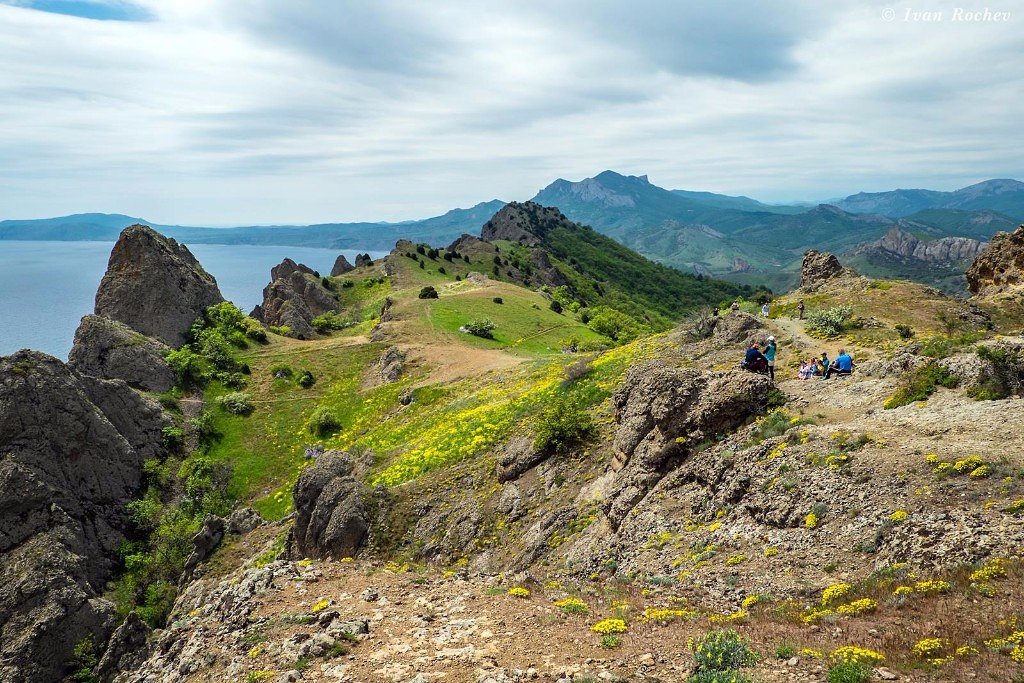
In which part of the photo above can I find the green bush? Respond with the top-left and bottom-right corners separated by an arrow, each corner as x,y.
463,319 -> 496,339
806,306 -> 852,337
296,370 -> 315,388
269,363 -> 293,379
691,629 -> 759,673
688,672 -> 755,683
418,285 -> 438,299
587,306 -> 648,343
884,362 -> 958,409
311,311 -> 349,333
308,407 -> 341,437
492,297 -> 503,304
161,425 -> 185,451
165,347 -> 211,387
969,344 -> 1023,400
534,394 -> 595,454
895,324 -> 914,339
70,635 -> 99,683
826,662 -> 872,683
550,299 -> 563,314
216,392 -> 254,416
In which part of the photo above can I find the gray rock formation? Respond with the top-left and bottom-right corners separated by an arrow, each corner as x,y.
711,311 -> 763,345
496,434 -> 547,483
378,346 -> 405,383
251,258 -> 341,339
966,224 -> 1024,296
94,224 -> 224,347
95,612 -> 151,683
331,254 -> 354,276
0,350 -> 166,682
480,202 -> 549,246
355,253 -> 373,268
857,226 -> 987,264
288,451 -> 369,560
68,314 -> 175,392
800,249 -> 850,290
605,363 -> 772,528
226,506 -> 264,535
180,515 -> 226,584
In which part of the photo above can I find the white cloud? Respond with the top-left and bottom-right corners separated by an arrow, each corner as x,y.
0,0 -> 1021,223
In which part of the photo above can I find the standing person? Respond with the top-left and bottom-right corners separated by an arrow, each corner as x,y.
797,299 -> 805,320
761,301 -> 770,318
731,300 -> 740,314
764,335 -> 777,382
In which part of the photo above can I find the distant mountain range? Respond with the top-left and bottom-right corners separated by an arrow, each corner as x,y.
3,173 -> 1022,294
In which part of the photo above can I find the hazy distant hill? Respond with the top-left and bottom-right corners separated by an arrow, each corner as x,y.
834,179 -> 1024,220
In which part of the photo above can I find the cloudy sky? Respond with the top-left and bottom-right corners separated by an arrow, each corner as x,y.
0,0 -> 1021,224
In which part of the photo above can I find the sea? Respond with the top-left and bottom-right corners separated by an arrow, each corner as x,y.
0,241 -> 386,359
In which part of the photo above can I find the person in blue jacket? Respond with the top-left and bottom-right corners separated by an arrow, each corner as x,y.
764,335 -> 777,382
825,348 -> 854,379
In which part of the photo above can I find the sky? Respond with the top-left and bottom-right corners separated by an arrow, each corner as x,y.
0,0 -> 1022,225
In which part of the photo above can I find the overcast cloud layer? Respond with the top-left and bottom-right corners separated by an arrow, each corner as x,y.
0,0 -> 1021,224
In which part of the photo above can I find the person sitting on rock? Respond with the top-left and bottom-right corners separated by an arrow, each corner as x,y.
730,300 -> 740,314
816,352 -> 829,376
741,342 -> 769,374
798,358 -> 816,380
824,348 -> 854,379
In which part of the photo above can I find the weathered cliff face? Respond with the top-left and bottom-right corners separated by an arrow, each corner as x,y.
288,451 -> 369,560
68,314 -> 175,392
966,224 -> 1024,297
799,249 -> 852,290
480,202 -> 553,246
94,225 -> 224,347
251,258 -> 341,339
857,227 -> 987,264
0,351 -> 166,681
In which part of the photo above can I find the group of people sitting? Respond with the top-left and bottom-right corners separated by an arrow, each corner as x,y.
742,340 -> 854,382
798,349 -> 854,380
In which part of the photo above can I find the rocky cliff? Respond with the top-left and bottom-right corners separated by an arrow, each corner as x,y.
68,315 -> 176,392
799,249 -> 854,290
0,351 -> 166,681
966,224 -> 1024,296
252,258 -> 341,339
855,226 -> 987,264
94,225 -> 224,347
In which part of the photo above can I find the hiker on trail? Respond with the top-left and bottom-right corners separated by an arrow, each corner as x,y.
761,302 -> 770,318
742,342 -> 769,374
764,335 -> 777,382
731,300 -> 740,314
797,299 -> 805,320
824,348 -> 854,379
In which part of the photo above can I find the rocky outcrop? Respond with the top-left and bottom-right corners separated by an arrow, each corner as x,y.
857,227 -> 987,264
496,434 -> 548,483
480,202 -> 557,246
0,350 -> 166,682
94,224 -> 223,347
94,612 -> 151,683
68,314 -> 175,392
799,249 -> 851,290
355,253 -> 373,268
251,258 -> 340,339
711,311 -> 763,345
604,363 -> 772,528
966,224 -> 1024,296
180,515 -> 226,584
226,506 -> 264,535
289,452 -> 369,560
331,254 -> 355,276
378,346 -> 405,383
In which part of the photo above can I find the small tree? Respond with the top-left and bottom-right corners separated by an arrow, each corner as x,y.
418,285 -> 439,299
463,319 -> 496,339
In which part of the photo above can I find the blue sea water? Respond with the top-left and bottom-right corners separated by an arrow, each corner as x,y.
0,241 -> 385,359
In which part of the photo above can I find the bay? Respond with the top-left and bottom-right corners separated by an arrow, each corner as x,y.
0,241 -> 385,359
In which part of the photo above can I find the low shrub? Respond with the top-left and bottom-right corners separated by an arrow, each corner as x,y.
826,662 -> 872,683
296,370 -> 315,388
418,286 -> 439,299
969,344 -> 1024,400
895,324 -> 914,339
534,394 -> 595,454
216,392 -> 254,416
463,319 -> 496,339
806,306 -> 853,337
884,362 -> 958,409
269,363 -> 293,379
308,407 -> 341,437
550,299 -> 563,314
691,629 -> 759,672
311,311 -> 349,333
492,297 -> 503,304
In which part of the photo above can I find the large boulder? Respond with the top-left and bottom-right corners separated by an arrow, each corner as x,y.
966,224 -> 1024,297
68,314 -> 175,392
800,249 -> 849,291
94,224 -> 224,347
604,363 -> 772,527
0,351 -> 166,682
288,451 -> 369,560
251,258 -> 340,339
